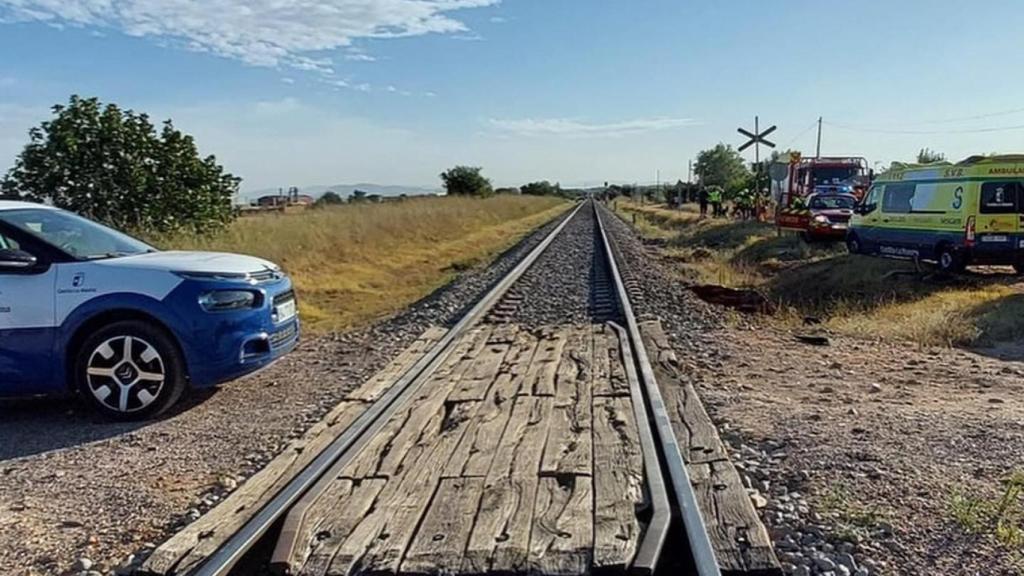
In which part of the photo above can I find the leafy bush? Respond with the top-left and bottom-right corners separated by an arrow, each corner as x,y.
2,95 -> 239,234
440,165 -> 493,197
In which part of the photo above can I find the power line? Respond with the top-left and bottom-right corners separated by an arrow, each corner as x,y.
822,120 -> 1024,135
780,118 -> 819,150
894,106 -> 1024,126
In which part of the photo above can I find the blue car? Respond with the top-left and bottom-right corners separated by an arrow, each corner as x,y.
0,200 -> 300,419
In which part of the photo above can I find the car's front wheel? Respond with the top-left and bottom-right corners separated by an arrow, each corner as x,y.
74,320 -> 187,420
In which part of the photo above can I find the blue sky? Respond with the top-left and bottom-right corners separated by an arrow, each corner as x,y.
1,0 -> 1023,192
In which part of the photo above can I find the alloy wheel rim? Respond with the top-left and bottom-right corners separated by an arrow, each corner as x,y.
86,335 -> 166,413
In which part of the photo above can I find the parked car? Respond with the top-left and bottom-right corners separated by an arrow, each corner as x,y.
0,200 -> 300,419
802,191 -> 858,241
848,155 -> 1024,273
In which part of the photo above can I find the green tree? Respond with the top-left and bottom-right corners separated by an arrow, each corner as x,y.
520,180 -> 561,196
314,191 -> 344,207
440,165 -> 493,197
1,95 -> 238,233
917,148 -> 947,164
694,144 -> 751,197
350,189 -> 368,202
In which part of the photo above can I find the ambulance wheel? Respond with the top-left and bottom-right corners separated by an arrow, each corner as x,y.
74,320 -> 187,421
846,234 -> 862,255
937,245 -> 965,274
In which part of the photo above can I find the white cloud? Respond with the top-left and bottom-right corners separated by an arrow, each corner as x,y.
488,117 -> 699,138
345,53 -> 377,62
0,102 -> 49,172
489,16 -> 506,23
0,0 -> 498,73
281,77 -> 296,84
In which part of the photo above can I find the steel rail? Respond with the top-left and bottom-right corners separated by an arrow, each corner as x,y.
187,201 -> 587,576
607,321 -> 670,576
594,202 -> 722,576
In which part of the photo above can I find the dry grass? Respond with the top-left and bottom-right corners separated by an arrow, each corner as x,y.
156,195 -> 568,334
614,199 -> 1024,348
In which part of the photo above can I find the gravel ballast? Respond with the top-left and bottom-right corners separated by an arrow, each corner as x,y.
0,207 -> 571,576
495,203 -> 619,328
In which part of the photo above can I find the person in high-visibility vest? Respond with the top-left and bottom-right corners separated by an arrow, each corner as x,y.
708,186 -> 723,218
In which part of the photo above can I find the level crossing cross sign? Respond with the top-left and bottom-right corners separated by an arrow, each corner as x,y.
737,118 -> 776,153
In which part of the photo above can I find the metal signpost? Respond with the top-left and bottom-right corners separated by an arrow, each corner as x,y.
738,116 -> 777,211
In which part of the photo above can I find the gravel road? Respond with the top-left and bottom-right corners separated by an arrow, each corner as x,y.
0,207 -> 571,576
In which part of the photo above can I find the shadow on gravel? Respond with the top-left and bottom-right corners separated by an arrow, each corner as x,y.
0,388 -> 219,461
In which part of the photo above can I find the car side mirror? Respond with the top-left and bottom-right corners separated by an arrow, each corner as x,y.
0,249 -> 38,269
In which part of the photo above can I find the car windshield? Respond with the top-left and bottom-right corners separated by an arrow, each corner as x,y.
0,208 -> 155,260
809,195 -> 857,209
812,167 -> 860,185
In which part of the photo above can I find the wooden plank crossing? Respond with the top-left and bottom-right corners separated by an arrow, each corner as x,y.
639,320 -> 781,576
141,327 -> 447,576
285,323 -> 648,576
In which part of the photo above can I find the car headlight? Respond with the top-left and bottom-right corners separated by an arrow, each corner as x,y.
812,214 -> 829,224
199,290 -> 258,311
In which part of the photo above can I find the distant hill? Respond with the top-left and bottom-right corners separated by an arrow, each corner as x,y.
240,183 -> 440,203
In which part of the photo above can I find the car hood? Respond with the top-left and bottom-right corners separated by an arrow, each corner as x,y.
98,251 -> 280,275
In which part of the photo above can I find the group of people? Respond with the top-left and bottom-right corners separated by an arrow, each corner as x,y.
697,186 -> 769,221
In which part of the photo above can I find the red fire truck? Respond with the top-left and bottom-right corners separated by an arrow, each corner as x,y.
774,154 -> 871,241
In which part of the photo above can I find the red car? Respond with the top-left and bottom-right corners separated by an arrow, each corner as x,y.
803,193 -> 857,241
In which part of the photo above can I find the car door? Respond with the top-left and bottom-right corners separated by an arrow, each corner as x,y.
879,182 -> 916,255
856,184 -> 884,250
0,226 -> 58,395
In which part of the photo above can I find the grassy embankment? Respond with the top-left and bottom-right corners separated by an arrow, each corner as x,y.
614,199 -> 1024,347
160,195 -> 569,334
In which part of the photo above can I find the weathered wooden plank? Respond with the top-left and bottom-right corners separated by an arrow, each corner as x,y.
523,329 -> 567,396
639,320 -> 780,575
486,396 -> 553,481
487,323 -> 519,345
639,321 -> 726,465
295,478 -> 387,576
691,461 -> 778,575
462,395 -> 552,574
142,402 -> 366,575
346,327 -> 492,479
347,326 -> 448,402
528,475 -> 594,575
461,477 -> 538,574
326,399 -> 478,576
400,477 -> 486,575
442,328 -> 536,478
448,338 -> 512,403
541,328 -> 593,476
593,324 -> 629,397
592,396 -> 643,571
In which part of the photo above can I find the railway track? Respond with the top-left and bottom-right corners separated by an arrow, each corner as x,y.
141,200 -> 738,576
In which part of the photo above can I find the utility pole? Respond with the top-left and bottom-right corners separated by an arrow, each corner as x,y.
816,116 -> 823,158
754,116 -> 761,195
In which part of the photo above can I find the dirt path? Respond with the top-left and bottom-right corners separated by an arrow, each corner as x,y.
691,323 -> 1024,575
